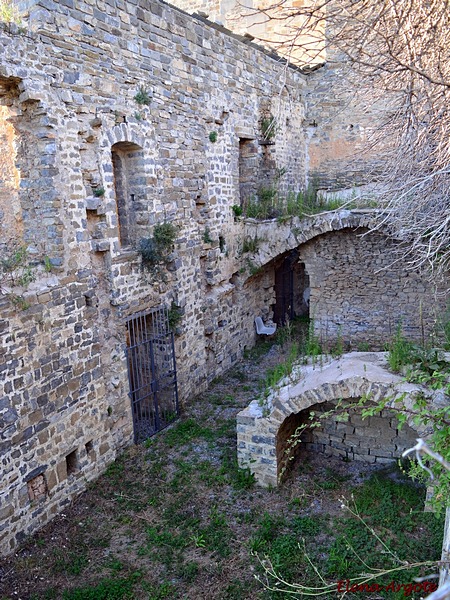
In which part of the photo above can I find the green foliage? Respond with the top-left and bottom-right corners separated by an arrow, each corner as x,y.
242,236 -> 259,254
275,319 -> 293,347
54,552 -> 89,576
302,318 -> 322,357
258,470 -> 443,597
43,256 -> 53,273
260,343 -> 300,408
208,131 -> 218,143
438,302 -> 450,350
261,115 -> 277,140
139,221 -> 178,270
246,188 -> 279,219
167,301 -> 183,331
93,186 -> 105,197
134,85 -> 151,105
153,222 -> 178,247
202,227 -> 213,244
162,418 -> 215,448
330,325 -> 344,357
242,184 -> 354,221
231,204 -> 243,217
245,258 -> 262,276
61,573 -> 139,600
1,245 -> 29,273
387,323 -> 415,371
0,244 -> 39,309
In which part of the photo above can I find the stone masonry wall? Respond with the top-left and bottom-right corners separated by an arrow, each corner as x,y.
0,0 -> 444,557
285,402 -> 418,467
0,0 -> 307,555
299,227 -> 442,348
241,213 -> 445,349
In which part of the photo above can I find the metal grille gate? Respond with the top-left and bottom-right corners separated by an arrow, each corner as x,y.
126,306 -> 179,443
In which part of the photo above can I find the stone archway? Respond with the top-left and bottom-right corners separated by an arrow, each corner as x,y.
237,352 -> 432,487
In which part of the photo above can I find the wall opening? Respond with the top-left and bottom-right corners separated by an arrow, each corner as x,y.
0,80 -> 21,249
238,138 -> 258,209
273,251 -> 310,324
85,440 -> 94,457
65,450 -> 78,476
0,77 -> 61,263
111,141 -> 147,247
276,401 -> 418,483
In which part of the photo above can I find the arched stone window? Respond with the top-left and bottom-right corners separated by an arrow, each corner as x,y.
111,141 -> 147,247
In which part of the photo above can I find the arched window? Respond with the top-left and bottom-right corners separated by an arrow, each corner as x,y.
111,141 -> 146,247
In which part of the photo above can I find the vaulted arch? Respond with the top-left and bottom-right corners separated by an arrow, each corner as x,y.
237,352 -> 432,487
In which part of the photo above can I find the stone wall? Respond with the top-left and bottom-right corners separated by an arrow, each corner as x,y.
167,0 -> 325,67
241,211 -> 444,347
166,0 -> 387,193
299,227 -> 442,348
0,0 -> 308,555
0,0 -> 444,557
278,402 -> 417,479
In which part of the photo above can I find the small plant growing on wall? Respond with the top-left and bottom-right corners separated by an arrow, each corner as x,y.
209,131 -> 218,143
0,0 -> 21,24
242,236 -> 259,254
168,301 -> 183,332
139,222 -> 179,273
93,186 -> 105,197
202,227 -> 213,244
0,244 -> 42,309
134,85 -> 152,106
260,115 -> 277,141
232,204 -> 243,218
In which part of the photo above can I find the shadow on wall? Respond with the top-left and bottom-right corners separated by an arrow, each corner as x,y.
276,400 -> 418,484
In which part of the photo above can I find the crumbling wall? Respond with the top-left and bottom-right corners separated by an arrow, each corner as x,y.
0,0 -> 307,555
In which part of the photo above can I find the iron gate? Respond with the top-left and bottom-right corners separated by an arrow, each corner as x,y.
126,306 -> 179,443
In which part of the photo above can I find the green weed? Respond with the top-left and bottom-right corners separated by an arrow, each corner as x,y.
60,573 -> 139,600
387,323 -> 415,372
162,418 -> 215,447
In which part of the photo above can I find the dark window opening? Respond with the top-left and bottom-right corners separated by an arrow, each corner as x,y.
239,138 -> 258,209
66,449 -> 78,476
111,141 -> 146,247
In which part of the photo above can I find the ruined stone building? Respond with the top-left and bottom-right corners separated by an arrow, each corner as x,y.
0,0 -> 443,555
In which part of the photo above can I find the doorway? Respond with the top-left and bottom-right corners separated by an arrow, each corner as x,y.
273,251 -> 310,325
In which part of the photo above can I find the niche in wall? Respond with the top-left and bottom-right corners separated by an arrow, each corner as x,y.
111,141 -> 148,247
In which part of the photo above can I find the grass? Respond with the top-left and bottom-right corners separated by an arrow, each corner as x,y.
243,186 -> 356,221
2,334 -> 444,600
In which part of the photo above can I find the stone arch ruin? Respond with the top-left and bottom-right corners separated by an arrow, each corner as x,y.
237,353 -> 431,487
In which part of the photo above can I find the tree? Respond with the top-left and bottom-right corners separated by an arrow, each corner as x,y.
245,0 -> 450,278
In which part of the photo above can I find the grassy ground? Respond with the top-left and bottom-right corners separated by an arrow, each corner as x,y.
0,333 -> 444,600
